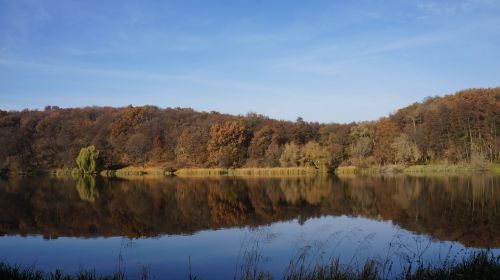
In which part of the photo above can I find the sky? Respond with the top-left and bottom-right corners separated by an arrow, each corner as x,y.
0,0 -> 499,123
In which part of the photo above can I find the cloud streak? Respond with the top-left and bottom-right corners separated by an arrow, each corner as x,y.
0,58 -> 299,97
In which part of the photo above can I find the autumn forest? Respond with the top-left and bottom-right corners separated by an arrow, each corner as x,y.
1,88 -> 499,174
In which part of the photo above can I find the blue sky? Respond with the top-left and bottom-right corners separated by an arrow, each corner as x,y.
1,0 -> 499,123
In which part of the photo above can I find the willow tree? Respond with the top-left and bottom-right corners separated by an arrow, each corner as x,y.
76,145 -> 102,174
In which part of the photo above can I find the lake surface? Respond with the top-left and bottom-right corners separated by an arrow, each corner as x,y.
1,175 -> 500,279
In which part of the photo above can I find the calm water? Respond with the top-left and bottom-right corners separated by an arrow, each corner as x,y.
1,175 -> 500,279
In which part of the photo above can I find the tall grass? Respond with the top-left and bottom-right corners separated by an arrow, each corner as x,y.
101,166 -> 174,177
335,166 -> 381,176
406,252 -> 500,280
2,252 -> 499,280
337,163 -> 499,176
174,167 -> 320,177
403,164 -> 478,174
0,262 -> 123,280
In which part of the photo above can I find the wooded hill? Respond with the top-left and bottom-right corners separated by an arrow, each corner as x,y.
0,88 -> 499,173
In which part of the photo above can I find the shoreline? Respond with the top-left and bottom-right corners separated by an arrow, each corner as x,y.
2,163 -> 500,178
336,163 -> 500,175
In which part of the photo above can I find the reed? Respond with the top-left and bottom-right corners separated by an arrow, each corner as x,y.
101,166 -> 173,177
2,252 -> 500,280
403,164 -> 478,174
336,163 -> 497,176
0,262 -> 123,280
335,166 -> 381,175
174,167 -> 320,177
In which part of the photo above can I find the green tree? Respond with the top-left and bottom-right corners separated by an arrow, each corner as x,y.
76,145 -> 102,174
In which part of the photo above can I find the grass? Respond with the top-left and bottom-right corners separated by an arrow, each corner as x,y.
491,163 -> 500,174
335,166 -> 384,176
0,262 -> 124,280
100,166 -> 174,177
406,252 -> 500,280
279,252 -> 500,280
336,163 -> 500,176
6,162 -> 500,178
174,167 -> 320,177
2,252 -> 500,280
403,163 -> 485,174
4,166 -> 320,178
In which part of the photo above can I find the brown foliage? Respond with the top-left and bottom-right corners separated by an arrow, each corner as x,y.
0,88 -> 498,171
207,121 -> 249,168
373,118 -> 400,164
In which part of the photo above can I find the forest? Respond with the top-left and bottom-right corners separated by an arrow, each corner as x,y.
0,87 -> 499,174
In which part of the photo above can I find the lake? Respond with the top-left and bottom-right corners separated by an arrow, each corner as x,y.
1,175 -> 499,279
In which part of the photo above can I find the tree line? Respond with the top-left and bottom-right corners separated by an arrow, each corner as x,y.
0,88 -> 499,173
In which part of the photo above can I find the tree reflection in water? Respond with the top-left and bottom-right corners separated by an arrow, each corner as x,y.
0,175 -> 499,247
75,175 -> 99,202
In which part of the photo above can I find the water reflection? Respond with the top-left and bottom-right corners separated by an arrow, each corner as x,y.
0,175 -> 499,247
75,175 -> 100,202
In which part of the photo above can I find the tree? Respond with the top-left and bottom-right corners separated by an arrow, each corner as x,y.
349,122 -> 375,159
300,141 -> 332,170
351,137 -> 373,158
320,124 -> 352,165
76,145 -> 102,174
247,126 -> 274,166
280,142 -> 300,167
326,141 -> 343,169
0,88 -> 499,172
126,133 -> 151,165
292,116 -> 319,144
175,127 -> 209,167
391,134 -> 421,164
207,121 -> 248,168
373,118 -> 400,164
263,143 -> 282,167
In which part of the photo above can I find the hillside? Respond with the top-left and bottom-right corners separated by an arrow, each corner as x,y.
0,88 -> 499,174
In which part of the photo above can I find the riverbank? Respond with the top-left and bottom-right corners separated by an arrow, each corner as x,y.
2,163 -> 499,178
100,166 -> 175,177
174,167 -> 320,177
2,252 -> 500,280
336,163 -> 500,175
90,163 -> 500,177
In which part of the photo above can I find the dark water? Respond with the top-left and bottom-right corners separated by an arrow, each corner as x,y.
1,175 -> 500,279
